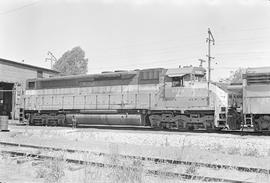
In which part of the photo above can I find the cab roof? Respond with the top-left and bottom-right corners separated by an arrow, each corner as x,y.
166,66 -> 206,77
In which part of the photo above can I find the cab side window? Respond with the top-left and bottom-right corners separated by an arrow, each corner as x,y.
172,77 -> 184,87
28,82 -> 35,89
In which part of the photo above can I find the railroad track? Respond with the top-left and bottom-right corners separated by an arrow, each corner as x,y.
0,141 -> 265,183
70,124 -> 270,136
15,123 -> 270,136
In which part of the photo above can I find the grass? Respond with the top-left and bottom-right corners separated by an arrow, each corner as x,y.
81,152 -> 143,183
185,163 -> 199,175
0,152 -> 14,166
243,148 -> 259,157
211,143 -> 224,153
109,160 -> 143,183
227,147 -> 241,155
82,164 -> 103,183
81,153 -> 104,183
108,156 -> 143,183
107,143 -> 143,183
35,153 -> 66,183
267,149 -> 270,157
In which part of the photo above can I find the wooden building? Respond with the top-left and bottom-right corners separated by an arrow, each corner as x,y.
0,58 -> 59,119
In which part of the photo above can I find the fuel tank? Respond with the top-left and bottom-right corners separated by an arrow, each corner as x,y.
66,113 -> 143,126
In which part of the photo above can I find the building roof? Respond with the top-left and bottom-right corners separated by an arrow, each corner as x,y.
0,58 -> 59,73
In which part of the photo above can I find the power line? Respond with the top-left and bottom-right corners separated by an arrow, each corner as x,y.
218,36 -> 270,44
87,56 -> 200,71
89,50 -> 270,71
218,26 -> 270,33
93,40 -> 204,58
92,46 -> 203,61
91,35 -> 270,60
91,29 -> 270,57
93,26 -> 270,54
89,47 -> 270,70
0,1 -> 39,15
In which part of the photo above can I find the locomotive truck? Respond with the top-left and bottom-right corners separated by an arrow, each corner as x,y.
20,65 -> 241,130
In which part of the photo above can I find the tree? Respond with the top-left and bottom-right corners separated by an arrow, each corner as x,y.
228,68 -> 245,83
53,46 -> 88,75
219,68 -> 245,83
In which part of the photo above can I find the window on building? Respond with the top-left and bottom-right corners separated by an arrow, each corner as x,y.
28,82 -> 35,89
172,77 -> 184,87
37,70 -> 43,78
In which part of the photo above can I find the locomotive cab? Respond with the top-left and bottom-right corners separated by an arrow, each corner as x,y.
155,66 -> 216,130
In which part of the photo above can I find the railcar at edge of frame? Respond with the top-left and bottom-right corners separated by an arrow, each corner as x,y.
243,67 -> 270,131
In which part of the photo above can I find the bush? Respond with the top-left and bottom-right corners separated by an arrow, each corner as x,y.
243,148 -> 259,157
185,163 -> 198,175
227,147 -> 241,155
82,164 -> 103,183
36,154 -> 65,183
108,155 -> 143,183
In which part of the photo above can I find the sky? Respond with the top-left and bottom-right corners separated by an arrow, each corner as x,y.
1,0 -> 270,81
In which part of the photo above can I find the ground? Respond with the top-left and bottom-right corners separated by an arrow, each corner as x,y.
1,124 -> 270,182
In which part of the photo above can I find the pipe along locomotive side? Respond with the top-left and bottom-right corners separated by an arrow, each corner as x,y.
20,65 -> 245,131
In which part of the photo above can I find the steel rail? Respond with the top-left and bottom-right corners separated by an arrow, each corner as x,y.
0,149 -> 254,183
68,124 -> 270,136
0,141 -> 269,174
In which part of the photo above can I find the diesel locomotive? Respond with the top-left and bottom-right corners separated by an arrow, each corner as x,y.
20,65 -> 242,130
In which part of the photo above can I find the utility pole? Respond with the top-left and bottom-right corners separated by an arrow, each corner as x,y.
206,28 -> 215,105
45,51 -> 57,69
198,59 -> 206,67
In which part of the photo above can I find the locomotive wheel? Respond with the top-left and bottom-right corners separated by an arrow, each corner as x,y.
187,125 -> 194,131
255,116 -> 270,131
40,114 -> 48,126
149,115 -> 161,129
